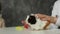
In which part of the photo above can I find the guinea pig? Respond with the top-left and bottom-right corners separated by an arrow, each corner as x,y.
25,14 -> 58,30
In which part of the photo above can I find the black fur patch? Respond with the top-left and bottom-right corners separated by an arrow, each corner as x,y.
28,16 -> 36,24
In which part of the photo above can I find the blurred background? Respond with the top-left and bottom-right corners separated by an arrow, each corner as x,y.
0,0 -> 57,27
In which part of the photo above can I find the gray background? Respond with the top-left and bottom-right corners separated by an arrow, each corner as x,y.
0,0 -> 57,27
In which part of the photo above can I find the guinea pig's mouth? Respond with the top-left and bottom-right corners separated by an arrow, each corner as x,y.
28,15 -> 37,24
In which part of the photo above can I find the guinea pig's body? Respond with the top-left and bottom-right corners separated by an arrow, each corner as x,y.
25,14 -> 57,30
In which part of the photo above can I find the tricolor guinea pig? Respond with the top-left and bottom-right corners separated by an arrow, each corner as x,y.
25,14 -> 57,30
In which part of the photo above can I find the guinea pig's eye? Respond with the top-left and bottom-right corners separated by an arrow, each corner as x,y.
30,18 -> 31,19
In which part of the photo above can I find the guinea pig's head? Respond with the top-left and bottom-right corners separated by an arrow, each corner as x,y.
25,14 -> 37,25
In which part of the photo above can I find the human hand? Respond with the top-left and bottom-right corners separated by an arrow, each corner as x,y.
35,14 -> 51,29
35,13 -> 51,21
35,13 -> 58,29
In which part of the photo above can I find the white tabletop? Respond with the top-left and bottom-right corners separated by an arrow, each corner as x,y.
0,27 -> 60,34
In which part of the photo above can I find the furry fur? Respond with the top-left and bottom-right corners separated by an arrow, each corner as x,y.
25,14 -> 58,30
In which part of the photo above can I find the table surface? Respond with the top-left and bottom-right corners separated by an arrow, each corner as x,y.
0,27 -> 60,34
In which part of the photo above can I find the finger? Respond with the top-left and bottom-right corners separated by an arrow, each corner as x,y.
35,14 -> 46,19
43,20 -> 50,29
40,17 -> 47,21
